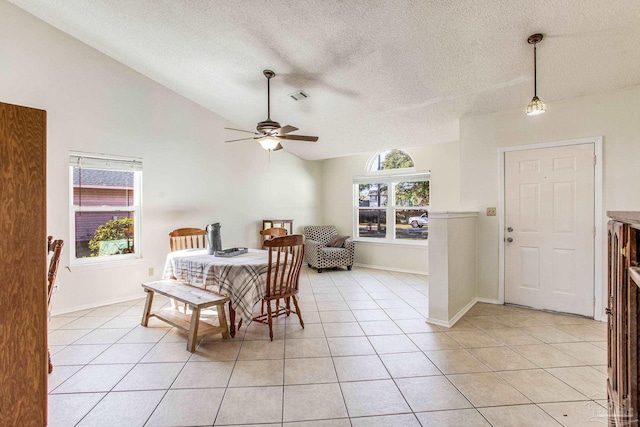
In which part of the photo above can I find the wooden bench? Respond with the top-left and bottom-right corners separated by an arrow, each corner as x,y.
141,280 -> 230,352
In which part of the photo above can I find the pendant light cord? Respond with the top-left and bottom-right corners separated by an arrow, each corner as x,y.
533,42 -> 538,97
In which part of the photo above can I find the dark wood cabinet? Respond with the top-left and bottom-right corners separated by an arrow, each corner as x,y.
607,211 -> 640,426
261,219 -> 293,249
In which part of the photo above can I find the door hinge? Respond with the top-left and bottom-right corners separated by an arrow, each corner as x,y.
594,155 -> 597,166
621,245 -> 628,257
593,226 -> 596,236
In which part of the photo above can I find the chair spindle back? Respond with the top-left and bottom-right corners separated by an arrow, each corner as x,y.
169,228 -> 207,252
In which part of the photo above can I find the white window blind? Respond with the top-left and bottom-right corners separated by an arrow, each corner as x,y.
70,153 -> 143,171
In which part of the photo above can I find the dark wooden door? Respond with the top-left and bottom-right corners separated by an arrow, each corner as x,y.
0,101 -> 47,426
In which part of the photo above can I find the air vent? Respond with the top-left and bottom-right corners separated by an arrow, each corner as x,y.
289,90 -> 310,101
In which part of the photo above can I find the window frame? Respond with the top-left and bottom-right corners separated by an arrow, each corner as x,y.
353,169 -> 430,246
69,152 -> 143,266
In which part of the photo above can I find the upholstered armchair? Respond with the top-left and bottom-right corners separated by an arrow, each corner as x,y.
303,225 -> 355,273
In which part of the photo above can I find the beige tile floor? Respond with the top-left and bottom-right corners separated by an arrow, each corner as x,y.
48,266 -> 609,426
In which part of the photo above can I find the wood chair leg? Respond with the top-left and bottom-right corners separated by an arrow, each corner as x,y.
229,302 -> 237,337
292,295 -> 304,329
266,301 -> 274,341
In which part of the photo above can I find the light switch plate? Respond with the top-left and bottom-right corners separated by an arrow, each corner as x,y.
486,207 -> 497,216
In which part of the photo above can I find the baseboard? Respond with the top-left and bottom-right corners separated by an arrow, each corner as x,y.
476,297 -> 501,305
594,313 -> 606,322
352,262 -> 428,276
424,317 -> 451,327
51,294 -> 143,317
448,298 -> 479,326
426,297 -> 502,328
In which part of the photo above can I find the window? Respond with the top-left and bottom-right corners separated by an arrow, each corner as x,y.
368,149 -> 415,171
354,150 -> 429,243
69,153 -> 142,264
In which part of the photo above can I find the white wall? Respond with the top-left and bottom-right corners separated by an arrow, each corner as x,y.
427,214 -> 478,325
460,85 -> 640,315
446,217 -> 477,316
0,2 -> 322,313
320,142 -> 460,274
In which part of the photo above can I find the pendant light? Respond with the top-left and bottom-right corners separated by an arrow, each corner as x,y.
258,136 -> 280,151
526,33 -> 546,116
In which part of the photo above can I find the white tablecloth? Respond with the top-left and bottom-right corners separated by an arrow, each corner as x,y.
162,249 -> 269,323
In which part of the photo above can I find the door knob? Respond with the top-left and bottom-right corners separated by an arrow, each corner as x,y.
605,308 -> 612,315
507,227 -> 513,232
506,237 -> 513,243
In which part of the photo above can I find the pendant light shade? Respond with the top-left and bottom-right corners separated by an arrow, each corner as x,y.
526,33 -> 546,116
258,136 -> 279,151
526,95 -> 546,116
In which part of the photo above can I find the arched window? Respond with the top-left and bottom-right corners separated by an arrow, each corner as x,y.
354,150 -> 429,243
368,149 -> 414,171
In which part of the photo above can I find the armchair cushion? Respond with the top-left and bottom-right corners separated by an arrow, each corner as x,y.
326,235 -> 350,248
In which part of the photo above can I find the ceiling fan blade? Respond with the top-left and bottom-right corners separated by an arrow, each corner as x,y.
277,134 -> 318,142
225,137 -> 258,143
273,143 -> 284,151
224,127 -> 261,135
276,125 -> 298,135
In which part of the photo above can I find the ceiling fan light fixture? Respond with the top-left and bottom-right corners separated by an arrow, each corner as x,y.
525,33 -> 546,116
259,136 -> 280,151
224,69 -> 318,149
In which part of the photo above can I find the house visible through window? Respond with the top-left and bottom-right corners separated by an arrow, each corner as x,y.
69,153 -> 142,263
355,150 -> 429,243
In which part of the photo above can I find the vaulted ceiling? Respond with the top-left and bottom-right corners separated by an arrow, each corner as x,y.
9,0 -> 640,160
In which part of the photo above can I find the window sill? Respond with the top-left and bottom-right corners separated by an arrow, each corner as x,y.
69,255 -> 144,271
353,239 -> 429,249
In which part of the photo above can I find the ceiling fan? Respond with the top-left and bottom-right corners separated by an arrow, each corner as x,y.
225,69 -> 318,151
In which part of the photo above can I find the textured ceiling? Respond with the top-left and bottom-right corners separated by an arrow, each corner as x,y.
9,0 -> 640,160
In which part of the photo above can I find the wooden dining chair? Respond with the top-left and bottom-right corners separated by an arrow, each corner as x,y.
47,236 -> 64,374
168,228 -> 208,312
259,227 -> 287,249
258,228 -> 289,311
169,227 -> 207,252
252,234 -> 305,341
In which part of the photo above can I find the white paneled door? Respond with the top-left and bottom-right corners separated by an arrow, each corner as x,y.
504,143 -> 594,317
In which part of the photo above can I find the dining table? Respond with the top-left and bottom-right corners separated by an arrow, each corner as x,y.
162,248 -> 270,337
